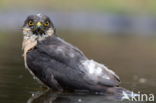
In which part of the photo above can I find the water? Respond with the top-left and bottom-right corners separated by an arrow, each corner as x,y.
0,31 -> 156,103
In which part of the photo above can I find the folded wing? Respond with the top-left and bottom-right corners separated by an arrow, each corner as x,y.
37,36 -> 120,88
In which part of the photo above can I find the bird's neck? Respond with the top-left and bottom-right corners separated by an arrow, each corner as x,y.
22,28 -> 38,54
22,27 -> 55,56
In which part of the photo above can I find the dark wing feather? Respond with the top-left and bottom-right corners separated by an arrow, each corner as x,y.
27,48 -> 92,90
28,35 -> 120,90
27,50 -> 63,90
37,36 -> 87,70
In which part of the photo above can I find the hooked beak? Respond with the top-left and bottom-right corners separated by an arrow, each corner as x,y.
33,22 -> 45,34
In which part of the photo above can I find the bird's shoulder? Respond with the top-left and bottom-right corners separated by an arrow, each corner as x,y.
38,35 -> 85,55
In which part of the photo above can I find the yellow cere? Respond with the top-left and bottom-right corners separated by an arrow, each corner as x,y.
36,22 -> 42,27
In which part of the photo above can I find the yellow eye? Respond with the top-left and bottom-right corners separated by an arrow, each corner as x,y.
44,21 -> 49,26
28,20 -> 34,26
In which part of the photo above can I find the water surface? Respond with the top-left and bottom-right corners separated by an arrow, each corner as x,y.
0,31 -> 155,103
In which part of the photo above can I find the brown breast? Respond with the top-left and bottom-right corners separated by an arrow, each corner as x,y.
22,38 -> 37,68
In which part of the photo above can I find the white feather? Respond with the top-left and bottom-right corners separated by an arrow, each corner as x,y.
82,60 -> 113,80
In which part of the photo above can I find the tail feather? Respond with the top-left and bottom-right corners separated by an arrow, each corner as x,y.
104,87 -> 139,100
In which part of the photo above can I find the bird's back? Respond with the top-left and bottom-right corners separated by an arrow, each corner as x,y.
26,36 -> 120,91
26,36 -> 90,90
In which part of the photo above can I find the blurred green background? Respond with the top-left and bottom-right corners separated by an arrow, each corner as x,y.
0,0 -> 156,13
0,0 -> 156,103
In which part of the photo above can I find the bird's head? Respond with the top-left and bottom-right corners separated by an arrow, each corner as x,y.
23,14 -> 55,40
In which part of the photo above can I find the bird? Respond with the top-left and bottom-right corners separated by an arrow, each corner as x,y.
22,13 -> 131,94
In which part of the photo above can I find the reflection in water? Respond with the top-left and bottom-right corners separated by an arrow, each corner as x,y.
27,90 -> 124,103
